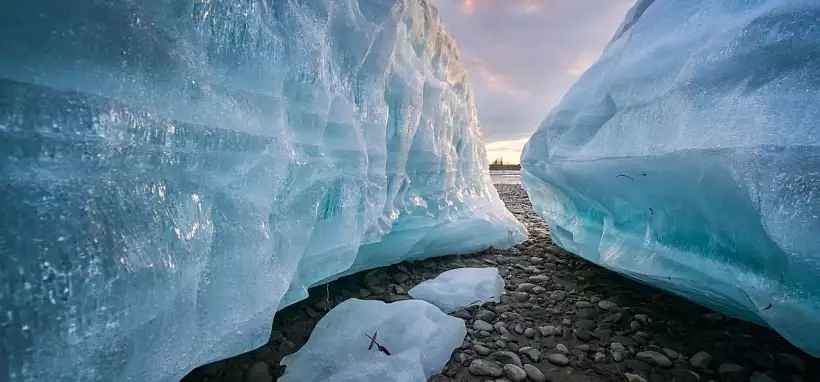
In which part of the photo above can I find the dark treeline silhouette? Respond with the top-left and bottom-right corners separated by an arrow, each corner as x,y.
489,158 -> 521,171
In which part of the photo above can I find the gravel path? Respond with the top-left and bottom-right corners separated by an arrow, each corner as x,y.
183,184 -> 818,382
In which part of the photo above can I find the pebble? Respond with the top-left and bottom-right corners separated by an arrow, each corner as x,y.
547,353 -> 570,366
468,359 -> 503,377
495,340 -> 506,349
508,292 -> 530,301
689,351 -> 712,369
575,329 -> 594,342
531,286 -> 546,294
489,351 -> 522,368
519,346 -> 540,362
513,324 -> 524,334
523,364 -> 546,382
776,353 -> 806,371
502,364 -> 528,382
474,344 -> 492,356
556,343 -> 569,354
590,296 -> 602,303
476,310 -> 497,322
594,352 -> 606,363
527,275 -> 550,283
538,325 -> 557,336
516,283 -> 537,292
613,351 -> 625,362
562,318 -> 572,326
576,301 -> 594,309
453,310 -> 472,320
637,351 -> 672,368
598,300 -> 618,310
523,327 -> 535,338
663,348 -> 680,360
473,320 -> 494,332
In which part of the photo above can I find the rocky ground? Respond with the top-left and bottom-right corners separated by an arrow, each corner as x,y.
182,184 -> 819,382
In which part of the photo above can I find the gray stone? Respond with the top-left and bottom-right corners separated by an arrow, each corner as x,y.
523,364 -> 546,382
478,330 -> 491,337
547,353 -> 570,366
528,275 -> 550,283
473,320 -> 494,332
516,283 -> 537,292
577,308 -> 598,319
689,351 -> 712,369
364,269 -> 390,286
556,343 -> 569,354
489,351 -> 522,368
562,318 -> 572,326
613,351 -> 625,362
509,292 -> 530,302
244,361 -> 272,382
576,301 -> 594,309
469,359 -> 503,377
531,286 -> 547,294
475,309 -> 497,323
519,346 -> 540,362
524,327 -> 535,338
575,329 -> 594,342
538,325 -> 557,336
637,351 -> 673,368
634,314 -> 650,325
598,300 -> 618,310
502,364 -> 528,382
630,321 -> 641,331
663,348 -> 680,360
474,344 -> 492,356
495,340 -> 506,349
610,342 -> 626,351
393,272 -> 410,283
452,310 -> 472,320
461,340 -> 471,350
574,344 -> 590,352
594,352 -> 607,363
513,324 -> 524,335
612,336 -> 638,347
626,360 -> 652,371
601,312 -> 623,324
576,320 -> 597,331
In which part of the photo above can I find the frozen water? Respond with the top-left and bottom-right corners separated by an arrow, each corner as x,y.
408,267 -> 504,313
0,0 -> 525,381
279,298 -> 466,382
521,0 -> 820,355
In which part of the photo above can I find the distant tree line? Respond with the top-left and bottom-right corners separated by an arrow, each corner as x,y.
489,157 -> 521,171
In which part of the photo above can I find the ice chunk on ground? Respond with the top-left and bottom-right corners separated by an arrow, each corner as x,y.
0,0 -> 525,381
521,0 -> 820,355
408,267 -> 504,313
279,298 -> 466,382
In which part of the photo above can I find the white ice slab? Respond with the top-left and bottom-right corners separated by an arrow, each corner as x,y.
279,298 -> 466,382
408,267 -> 505,313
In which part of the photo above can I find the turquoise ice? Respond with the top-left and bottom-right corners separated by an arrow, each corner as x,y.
522,0 -> 820,355
0,1 -> 525,381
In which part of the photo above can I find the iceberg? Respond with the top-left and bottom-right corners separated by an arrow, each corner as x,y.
521,0 -> 820,355
408,267 -> 505,313
0,0 -> 525,381
278,298 -> 466,382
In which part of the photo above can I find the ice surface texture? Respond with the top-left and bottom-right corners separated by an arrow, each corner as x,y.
408,267 -> 504,313
279,298 -> 466,382
0,0 -> 525,381
521,0 -> 820,355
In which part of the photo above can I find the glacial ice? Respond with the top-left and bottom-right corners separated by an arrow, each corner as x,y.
521,0 -> 820,355
0,0 -> 525,381
278,298 -> 466,382
408,267 -> 504,313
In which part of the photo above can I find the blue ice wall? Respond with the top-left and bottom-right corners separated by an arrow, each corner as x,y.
522,0 -> 820,355
0,0 -> 525,381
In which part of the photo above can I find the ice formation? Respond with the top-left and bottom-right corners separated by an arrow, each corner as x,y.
521,0 -> 820,355
279,298 -> 466,382
408,267 -> 505,313
0,0 -> 525,381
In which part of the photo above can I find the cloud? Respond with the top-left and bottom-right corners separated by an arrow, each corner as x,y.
485,138 -> 530,164
432,0 -> 635,148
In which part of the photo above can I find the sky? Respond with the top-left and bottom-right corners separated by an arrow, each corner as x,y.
431,0 -> 636,163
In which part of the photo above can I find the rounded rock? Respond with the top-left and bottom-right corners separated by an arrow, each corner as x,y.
244,361 -> 272,382
502,364 -> 528,382
469,359 -> 503,377
689,351 -> 712,369
473,320 -> 495,332
598,300 -> 618,310
637,351 -> 673,368
547,353 -> 570,366
523,364 -> 546,382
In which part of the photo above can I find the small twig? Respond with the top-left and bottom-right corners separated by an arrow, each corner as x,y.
616,174 -> 634,180
365,332 -> 392,355
762,304 -> 772,311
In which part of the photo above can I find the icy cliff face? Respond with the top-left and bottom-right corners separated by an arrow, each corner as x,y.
0,0 -> 525,381
521,0 -> 820,355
